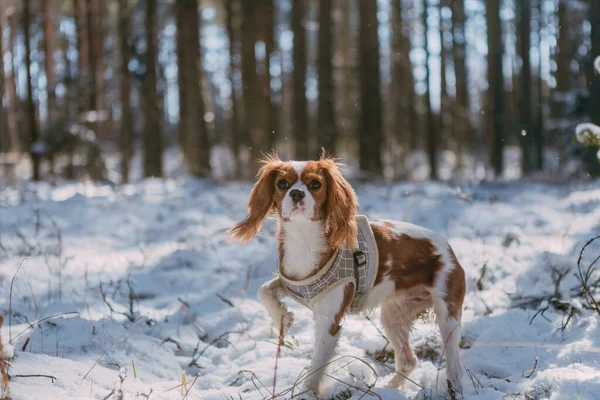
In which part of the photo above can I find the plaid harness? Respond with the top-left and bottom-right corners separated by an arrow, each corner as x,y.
276,216 -> 379,313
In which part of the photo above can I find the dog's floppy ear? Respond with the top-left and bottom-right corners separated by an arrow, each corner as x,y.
320,155 -> 358,249
229,156 -> 283,243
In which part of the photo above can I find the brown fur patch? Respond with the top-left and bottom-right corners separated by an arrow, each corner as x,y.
445,247 -> 466,319
329,282 -> 355,336
372,223 -> 444,290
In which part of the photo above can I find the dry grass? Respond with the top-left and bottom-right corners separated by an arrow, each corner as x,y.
0,315 -> 11,400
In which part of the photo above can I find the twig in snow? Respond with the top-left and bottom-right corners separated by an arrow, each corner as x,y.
524,357 -> 538,378
272,315 -> 285,397
576,235 -> 600,315
216,293 -> 234,307
10,311 -> 80,344
10,374 -> 57,383
9,258 -> 29,342
0,315 -> 10,399
81,315 -> 144,381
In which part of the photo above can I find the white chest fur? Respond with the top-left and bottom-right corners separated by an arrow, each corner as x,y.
281,220 -> 327,280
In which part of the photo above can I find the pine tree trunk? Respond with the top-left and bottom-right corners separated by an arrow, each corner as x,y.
24,0 -> 41,181
452,0 -> 472,157
587,0 -> 600,176
119,0 -> 133,183
486,0 -> 505,178
258,0 -> 276,149
422,0 -> 438,180
0,10 -> 6,155
225,0 -> 241,177
358,0 -> 383,175
7,12 -> 20,152
438,0 -> 450,147
142,0 -> 163,177
317,0 -> 337,154
391,0 -> 411,151
241,0 -> 266,176
556,1 -> 569,93
518,0 -> 532,175
176,0 -> 210,177
535,0 -> 544,171
292,0 -> 309,160
74,0 -> 90,115
43,0 -> 57,129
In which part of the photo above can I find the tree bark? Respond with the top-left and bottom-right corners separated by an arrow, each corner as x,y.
486,0 -> 505,178
257,0 -> 276,149
452,0 -> 472,157
142,0 -> 163,177
24,0 -> 41,180
556,1 -> 569,93
225,0 -> 241,177
292,0 -> 309,160
119,0 -> 133,183
587,0 -> 600,176
176,0 -> 210,177
358,0 -> 383,175
7,11 -> 20,152
535,0 -> 544,171
517,0 -> 532,175
438,0 -> 450,145
317,0 -> 337,154
74,0 -> 90,115
422,0 -> 438,180
391,0 -> 416,154
241,0 -> 266,175
43,0 -> 57,129
0,9 -> 6,154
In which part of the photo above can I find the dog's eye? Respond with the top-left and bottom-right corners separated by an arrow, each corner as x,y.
309,180 -> 321,190
277,180 -> 290,190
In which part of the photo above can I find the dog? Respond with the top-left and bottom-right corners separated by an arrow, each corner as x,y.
229,154 -> 465,396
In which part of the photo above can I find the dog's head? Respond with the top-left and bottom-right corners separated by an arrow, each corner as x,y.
228,153 -> 358,248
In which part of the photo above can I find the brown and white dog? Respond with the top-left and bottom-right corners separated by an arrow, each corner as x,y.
229,155 -> 466,395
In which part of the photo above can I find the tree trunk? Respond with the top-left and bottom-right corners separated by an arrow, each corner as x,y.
587,0 -> 600,176
225,0 -> 241,177
292,0 -> 309,160
43,0 -> 57,129
0,9 -> 6,155
24,0 -> 41,181
438,0 -> 450,147
74,0 -> 90,115
517,0 -> 532,175
556,1 -> 569,93
486,0 -> 505,178
7,12 -> 20,152
258,0 -> 276,149
142,0 -> 163,177
422,0 -> 438,180
452,0 -> 472,158
119,0 -> 133,183
358,0 -> 383,175
317,0 -> 337,154
391,0 -> 417,155
535,0 -> 544,171
176,0 -> 210,177
241,0 -> 266,175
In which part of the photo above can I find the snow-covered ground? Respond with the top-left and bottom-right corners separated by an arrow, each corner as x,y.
1,176 -> 600,400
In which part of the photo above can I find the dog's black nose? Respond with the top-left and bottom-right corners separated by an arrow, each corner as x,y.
290,189 -> 305,204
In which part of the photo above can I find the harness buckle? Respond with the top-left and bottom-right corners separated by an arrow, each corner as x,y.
353,250 -> 367,267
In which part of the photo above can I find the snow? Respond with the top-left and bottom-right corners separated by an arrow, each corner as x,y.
575,123 -> 600,147
1,176 -> 600,399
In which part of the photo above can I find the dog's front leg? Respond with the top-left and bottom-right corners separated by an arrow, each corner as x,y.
258,278 -> 294,335
304,282 -> 353,395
